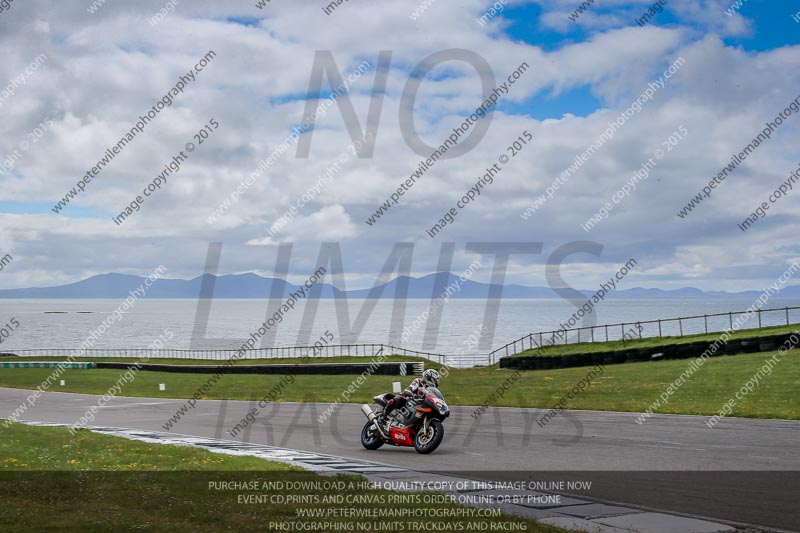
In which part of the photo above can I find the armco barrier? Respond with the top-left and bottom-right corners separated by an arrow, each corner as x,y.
499,332 -> 798,371
94,361 -> 424,376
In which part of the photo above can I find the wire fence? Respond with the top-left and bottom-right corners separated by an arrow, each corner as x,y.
489,305 -> 800,358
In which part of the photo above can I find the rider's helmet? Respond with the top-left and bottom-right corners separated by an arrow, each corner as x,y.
422,368 -> 440,388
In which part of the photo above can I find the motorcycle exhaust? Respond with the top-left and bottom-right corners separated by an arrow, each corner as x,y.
361,404 -> 388,439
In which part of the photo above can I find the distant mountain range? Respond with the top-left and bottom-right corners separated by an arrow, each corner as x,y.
1,272 -> 798,299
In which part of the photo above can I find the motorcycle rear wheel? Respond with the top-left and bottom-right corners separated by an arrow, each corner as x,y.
414,419 -> 444,454
361,420 -> 384,450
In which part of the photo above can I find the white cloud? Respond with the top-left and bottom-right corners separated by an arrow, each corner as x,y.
0,0 -> 797,292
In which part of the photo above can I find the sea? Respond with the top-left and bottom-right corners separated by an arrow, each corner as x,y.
3,297 -> 800,357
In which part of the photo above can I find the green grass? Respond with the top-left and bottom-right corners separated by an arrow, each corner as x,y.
0,420 -> 297,472
1,350 -> 798,419
0,423 -> 562,532
511,322 -> 800,358
449,351 -> 800,419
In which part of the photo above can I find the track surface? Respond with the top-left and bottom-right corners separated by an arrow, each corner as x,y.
2,387 -> 798,531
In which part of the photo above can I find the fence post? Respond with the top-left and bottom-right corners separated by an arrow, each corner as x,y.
620,323 -> 625,340
787,307 -> 790,325
704,314 -> 708,334
658,319 -> 662,337
758,309 -> 762,328
578,329 -> 581,343
605,325 -> 609,341
591,327 -> 594,342
679,318 -> 683,336
638,322 -> 642,338
729,312 -> 733,330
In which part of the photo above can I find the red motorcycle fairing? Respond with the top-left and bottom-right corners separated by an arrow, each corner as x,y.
388,424 -> 415,447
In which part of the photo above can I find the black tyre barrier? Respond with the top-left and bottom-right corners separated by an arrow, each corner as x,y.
625,348 -> 652,363
689,341 -> 713,358
759,342 -> 777,352
93,361 -> 423,376
723,339 -> 742,354
739,340 -> 763,353
564,354 -> 592,368
657,346 -> 676,359
664,343 -> 694,359
539,357 -> 558,370
0,353 -> 17,357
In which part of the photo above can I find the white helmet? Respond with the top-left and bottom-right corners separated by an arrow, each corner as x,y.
422,368 -> 440,387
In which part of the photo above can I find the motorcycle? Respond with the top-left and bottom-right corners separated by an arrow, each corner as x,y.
359,386 -> 450,454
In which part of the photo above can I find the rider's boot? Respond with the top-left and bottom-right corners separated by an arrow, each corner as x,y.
381,406 -> 392,431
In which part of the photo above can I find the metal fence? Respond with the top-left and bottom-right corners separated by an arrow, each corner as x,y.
489,305 -> 800,358
0,344 -> 500,367
1,343 -> 454,363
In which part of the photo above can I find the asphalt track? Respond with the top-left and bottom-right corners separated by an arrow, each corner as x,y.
2,387 -> 798,531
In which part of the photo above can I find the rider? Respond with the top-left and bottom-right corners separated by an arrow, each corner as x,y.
382,368 -> 441,422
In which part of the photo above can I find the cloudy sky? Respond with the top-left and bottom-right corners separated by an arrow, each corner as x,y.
0,0 -> 798,292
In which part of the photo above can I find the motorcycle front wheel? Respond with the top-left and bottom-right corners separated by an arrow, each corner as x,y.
361,420 -> 384,450
414,419 -> 444,454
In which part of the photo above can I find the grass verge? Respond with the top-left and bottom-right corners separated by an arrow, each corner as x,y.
1,350 -> 798,419
0,422 -> 561,532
